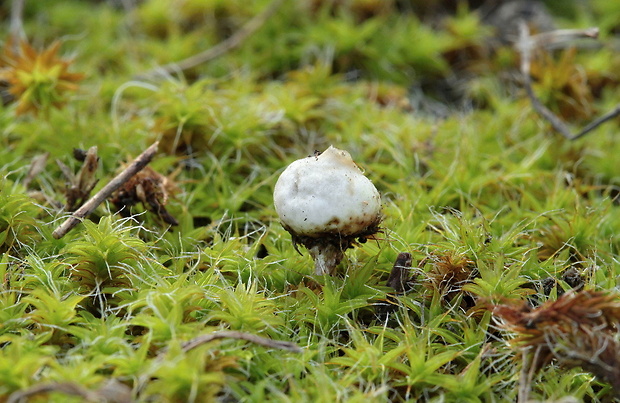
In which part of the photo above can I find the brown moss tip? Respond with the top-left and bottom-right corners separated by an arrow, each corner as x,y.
492,290 -> 620,395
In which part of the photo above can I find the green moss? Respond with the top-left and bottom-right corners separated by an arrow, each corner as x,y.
2,0 -> 620,401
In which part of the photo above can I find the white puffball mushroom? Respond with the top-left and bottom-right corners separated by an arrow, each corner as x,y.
274,146 -> 382,275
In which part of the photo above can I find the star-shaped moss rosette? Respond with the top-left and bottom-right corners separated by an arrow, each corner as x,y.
0,40 -> 84,115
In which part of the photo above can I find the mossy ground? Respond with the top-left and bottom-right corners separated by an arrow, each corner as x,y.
2,0 -> 620,401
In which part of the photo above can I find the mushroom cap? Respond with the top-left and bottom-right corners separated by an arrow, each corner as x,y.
273,146 -> 382,237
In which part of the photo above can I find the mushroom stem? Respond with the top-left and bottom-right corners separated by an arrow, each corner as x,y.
308,243 -> 345,275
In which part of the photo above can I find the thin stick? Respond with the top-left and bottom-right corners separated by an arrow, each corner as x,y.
7,380 -> 131,403
572,104 -> 620,140
52,142 -> 159,239
530,27 -> 599,50
517,345 -> 543,403
7,383 -> 98,403
135,329 -> 301,394
136,0 -> 285,79
518,22 -> 620,140
180,330 -> 303,353
517,348 -> 530,403
10,0 -> 26,43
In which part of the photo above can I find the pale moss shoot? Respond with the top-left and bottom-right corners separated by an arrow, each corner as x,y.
274,146 -> 382,275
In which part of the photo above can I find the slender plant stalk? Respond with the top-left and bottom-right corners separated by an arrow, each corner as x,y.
136,0 -> 285,79
135,330 -> 302,394
10,0 -> 26,43
180,330 -> 303,354
518,22 -> 620,140
7,379 -> 131,403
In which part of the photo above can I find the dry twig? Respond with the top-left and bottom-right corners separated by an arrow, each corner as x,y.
136,0 -> 285,79
9,0 -> 26,43
7,379 -> 131,403
57,146 -> 100,211
179,330 -> 303,354
134,329 -> 301,396
52,141 -> 159,239
517,346 -> 543,403
528,27 -> 600,50
518,22 -> 620,140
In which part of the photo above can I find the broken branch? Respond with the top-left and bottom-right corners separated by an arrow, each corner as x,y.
9,0 -> 26,44
52,141 -> 159,239
7,380 -> 131,403
180,330 -> 303,354
518,22 -> 620,140
136,0 -> 285,79
386,252 -> 414,293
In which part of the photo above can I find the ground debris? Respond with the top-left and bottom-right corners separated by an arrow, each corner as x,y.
111,165 -> 179,226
